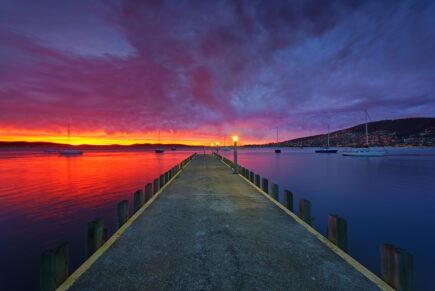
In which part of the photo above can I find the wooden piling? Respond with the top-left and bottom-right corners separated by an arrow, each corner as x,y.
327,214 -> 347,252
144,183 -> 152,202
255,174 -> 260,187
165,171 -> 169,184
249,171 -> 254,183
40,242 -> 69,291
271,183 -> 279,201
283,189 -> 293,212
381,244 -> 413,291
160,174 -> 164,187
261,177 -> 269,194
87,218 -> 105,257
117,200 -> 129,229
153,178 -> 159,195
299,198 -> 312,225
133,189 -> 144,213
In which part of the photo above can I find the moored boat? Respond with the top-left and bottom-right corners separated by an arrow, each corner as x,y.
343,110 -> 386,157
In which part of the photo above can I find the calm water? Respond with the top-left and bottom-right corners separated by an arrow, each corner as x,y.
0,149 -> 196,290
221,147 -> 435,290
1,148 -> 434,290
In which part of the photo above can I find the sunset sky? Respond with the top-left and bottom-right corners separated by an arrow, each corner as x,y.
1,0 -> 434,145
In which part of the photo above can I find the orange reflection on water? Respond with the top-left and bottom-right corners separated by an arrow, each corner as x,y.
0,150 -> 193,223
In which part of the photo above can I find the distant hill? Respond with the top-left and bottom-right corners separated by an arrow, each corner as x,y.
0,141 -> 194,149
260,117 -> 435,147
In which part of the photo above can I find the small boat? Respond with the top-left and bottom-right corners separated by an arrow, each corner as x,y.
59,123 -> 83,156
171,147 -> 177,151
343,149 -> 385,157
155,130 -> 165,153
315,125 -> 337,154
343,110 -> 385,157
315,148 -> 338,154
59,149 -> 83,156
274,128 -> 281,154
221,146 -> 231,151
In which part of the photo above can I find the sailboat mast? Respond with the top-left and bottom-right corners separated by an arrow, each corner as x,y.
365,110 -> 369,145
68,122 -> 71,146
276,127 -> 278,144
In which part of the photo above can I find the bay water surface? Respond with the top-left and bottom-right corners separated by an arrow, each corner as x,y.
1,147 -> 434,290
221,147 -> 435,290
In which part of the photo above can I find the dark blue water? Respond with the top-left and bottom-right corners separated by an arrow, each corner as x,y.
221,147 -> 435,290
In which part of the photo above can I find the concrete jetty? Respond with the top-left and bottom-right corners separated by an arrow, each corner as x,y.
59,155 -> 390,290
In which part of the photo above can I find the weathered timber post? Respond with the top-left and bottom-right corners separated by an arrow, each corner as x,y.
255,174 -> 261,187
160,174 -> 164,187
272,183 -> 279,201
144,183 -> 152,202
283,190 -> 293,212
87,218 -> 105,257
327,214 -> 347,252
40,242 -> 69,291
133,189 -> 144,213
381,244 -> 413,291
153,178 -> 159,195
165,171 -> 169,184
261,177 -> 269,194
299,198 -> 312,225
249,171 -> 254,183
117,200 -> 129,229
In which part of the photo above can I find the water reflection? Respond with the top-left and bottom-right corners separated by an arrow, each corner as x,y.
0,149 -> 194,290
221,147 -> 435,290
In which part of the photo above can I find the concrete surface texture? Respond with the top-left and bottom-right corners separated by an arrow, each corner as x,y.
68,155 -> 381,291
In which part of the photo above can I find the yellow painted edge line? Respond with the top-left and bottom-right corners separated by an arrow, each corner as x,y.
57,157 -> 194,291
217,158 -> 393,291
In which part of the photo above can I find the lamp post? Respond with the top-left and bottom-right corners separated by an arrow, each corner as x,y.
233,136 -> 238,174
211,143 -> 214,154
216,141 -> 219,156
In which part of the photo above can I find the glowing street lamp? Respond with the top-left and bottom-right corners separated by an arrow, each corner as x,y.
233,136 -> 238,174
211,143 -> 215,153
216,141 -> 219,156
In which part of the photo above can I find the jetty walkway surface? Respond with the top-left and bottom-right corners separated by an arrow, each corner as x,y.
65,154 -> 384,290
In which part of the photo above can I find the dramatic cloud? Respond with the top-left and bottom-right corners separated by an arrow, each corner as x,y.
0,0 -> 434,144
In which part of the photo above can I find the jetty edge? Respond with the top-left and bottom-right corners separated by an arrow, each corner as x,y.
42,153 -> 412,290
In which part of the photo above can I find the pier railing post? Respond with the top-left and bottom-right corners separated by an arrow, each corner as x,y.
87,218 -> 105,257
249,171 -> 254,183
145,183 -> 152,202
327,214 -> 347,252
272,183 -> 279,201
117,200 -> 129,229
133,189 -> 144,213
283,190 -> 293,212
255,174 -> 261,187
381,244 -> 413,291
165,171 -> 169,184
299,198 -> 312,225
160,174 -> 164,187
40,242 -> 69,291
153,178 -> 159,195
261,177 -> 269,194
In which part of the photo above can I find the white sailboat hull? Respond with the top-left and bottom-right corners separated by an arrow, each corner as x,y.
343,149 -> 385,157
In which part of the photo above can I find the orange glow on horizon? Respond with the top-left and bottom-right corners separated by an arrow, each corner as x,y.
0,129 -> 259,146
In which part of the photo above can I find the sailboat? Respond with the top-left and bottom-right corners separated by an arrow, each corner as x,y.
343,110 -> 385,157
315,125 -> 337,153
221,135 -> 231,151
155,130 -> 164,153
274,128 -> 281,153
59,123 -> 83,156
